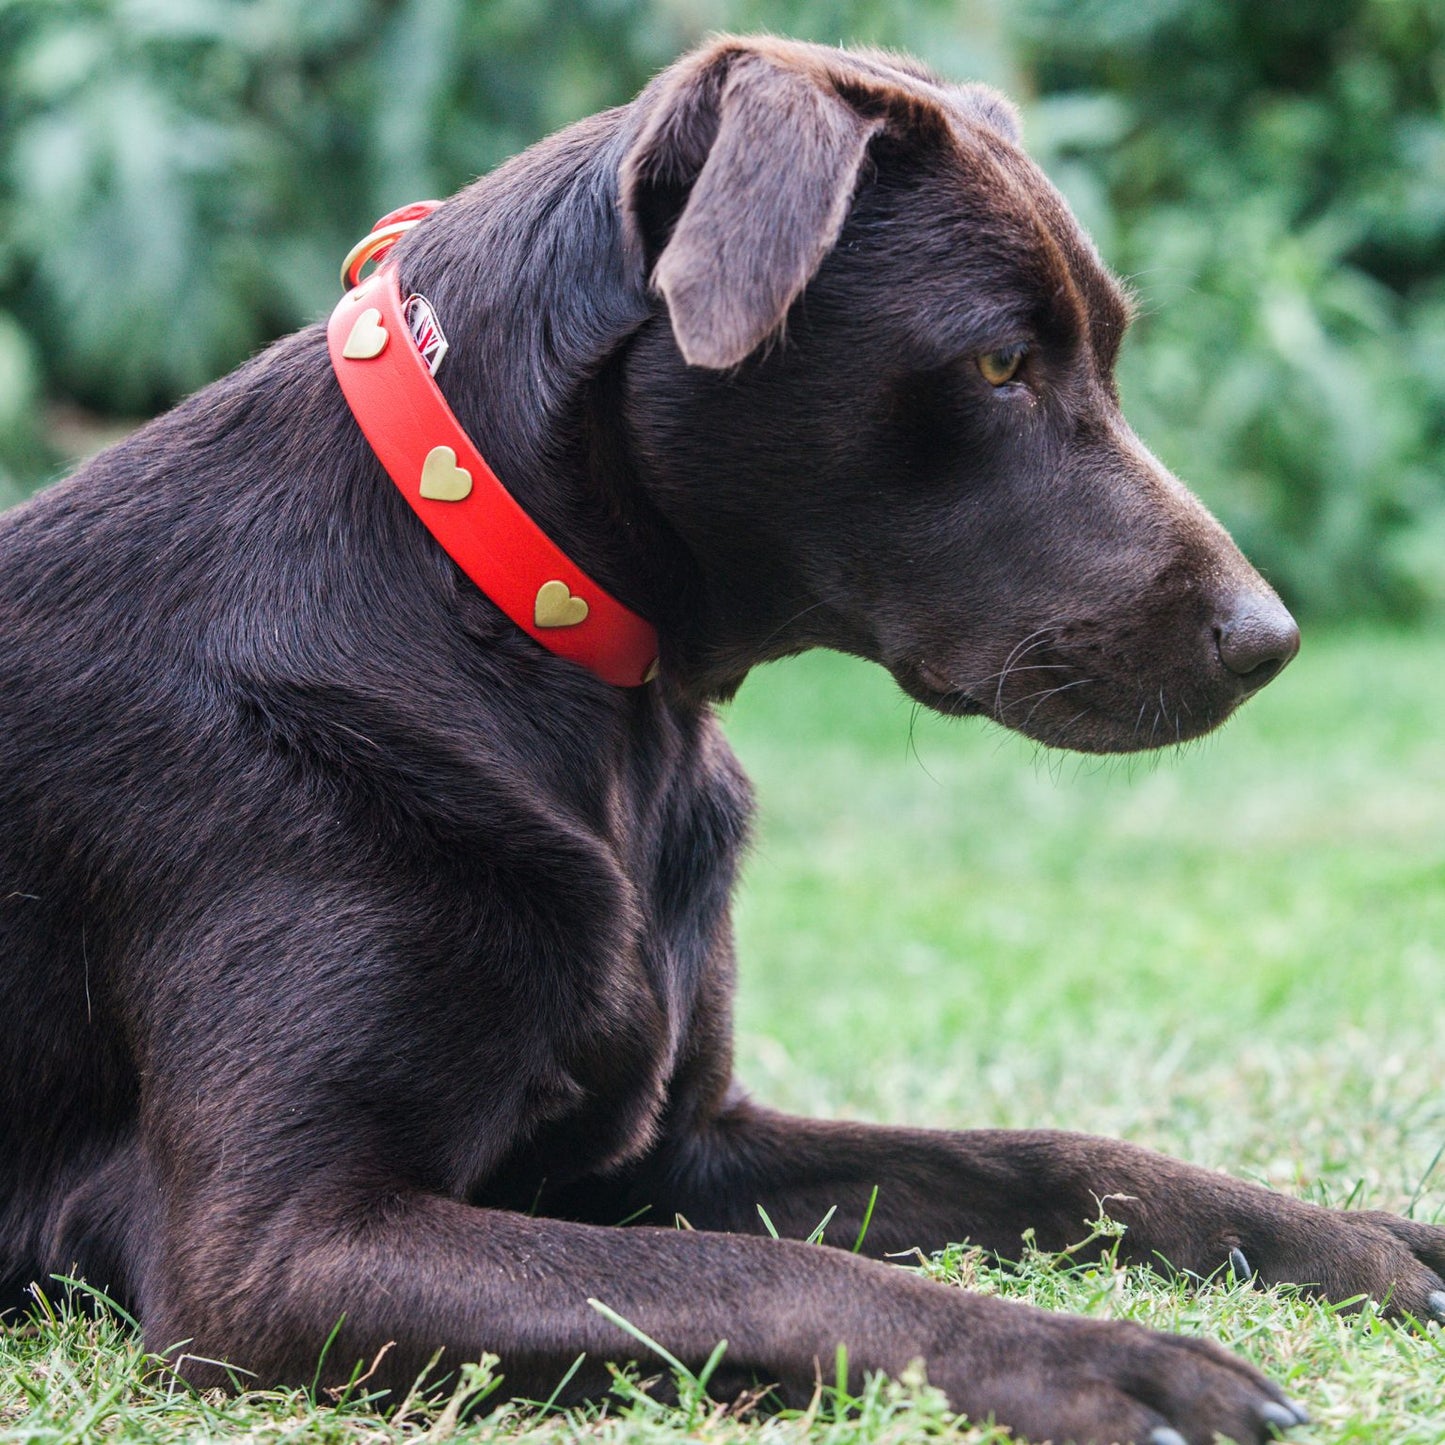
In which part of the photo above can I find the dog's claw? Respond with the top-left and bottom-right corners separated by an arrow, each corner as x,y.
1428,1289 -> 1445,1323
1259,1400 -> 1301,1433
1228,1246 -> 1253,1283
1148,1429 -> 1188,1445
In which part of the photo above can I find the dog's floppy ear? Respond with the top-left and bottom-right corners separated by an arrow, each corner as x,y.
622,47 -> 884,369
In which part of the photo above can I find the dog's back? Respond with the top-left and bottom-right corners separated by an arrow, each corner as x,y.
0,364 -> 314,1308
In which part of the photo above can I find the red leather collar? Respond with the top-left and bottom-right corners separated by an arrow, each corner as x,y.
327,210 -> 659,688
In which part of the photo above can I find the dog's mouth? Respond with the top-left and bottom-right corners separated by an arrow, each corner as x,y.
903,660 -> 990,719
898,658 -> 1114,745
892,649 -> 1248,756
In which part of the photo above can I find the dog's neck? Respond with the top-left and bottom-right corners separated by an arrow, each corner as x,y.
387,117 -> 729,700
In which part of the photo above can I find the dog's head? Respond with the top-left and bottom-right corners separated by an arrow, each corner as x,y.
615,38 -> 1297,752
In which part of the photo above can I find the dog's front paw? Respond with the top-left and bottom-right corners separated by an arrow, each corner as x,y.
1223,1204 -> 1445,1322
1085,1144 -> 1445,1321
938,1303 -> 1303,1445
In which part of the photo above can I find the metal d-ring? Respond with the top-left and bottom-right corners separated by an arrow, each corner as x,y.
340,219 -> 423,291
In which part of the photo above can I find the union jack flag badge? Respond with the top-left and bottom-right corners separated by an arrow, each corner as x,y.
403,293 -> 449,376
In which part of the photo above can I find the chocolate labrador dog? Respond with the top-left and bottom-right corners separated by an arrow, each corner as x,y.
2,34 -> 1442,1445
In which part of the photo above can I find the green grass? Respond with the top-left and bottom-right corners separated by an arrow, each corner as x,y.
728,631 -> 1445,1195
4,628 -> 1444,1443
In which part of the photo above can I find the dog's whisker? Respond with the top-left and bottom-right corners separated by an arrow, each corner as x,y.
991,622 -> 1069,717
905,701 -> 941,784
1020,678 -> 1096,729
1049,707 -> 1093,750
947,660 -> 1071,694
1146,687 -> 1169,750
1131,697 -> 1149,745
1004,676 -> 1094,727
754,599 -> 831,654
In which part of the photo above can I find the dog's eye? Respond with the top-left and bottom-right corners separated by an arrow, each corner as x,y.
977,346 -> 1027,387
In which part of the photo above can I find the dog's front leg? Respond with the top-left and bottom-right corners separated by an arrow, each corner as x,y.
642,1099 -> 1445,1319
146,1185 -> 1295,1442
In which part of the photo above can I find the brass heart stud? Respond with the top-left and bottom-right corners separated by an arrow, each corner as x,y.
534,580 -> 589,629
419,445 -> 472,501
342,308 -> 389,360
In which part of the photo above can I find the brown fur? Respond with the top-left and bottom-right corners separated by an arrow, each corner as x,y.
1,36 -> 1439,1445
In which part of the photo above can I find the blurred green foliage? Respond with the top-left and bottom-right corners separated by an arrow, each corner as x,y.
0,0 -> 1441,619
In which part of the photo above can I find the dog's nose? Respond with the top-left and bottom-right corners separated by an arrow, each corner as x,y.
1214,592 -> 1300,690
